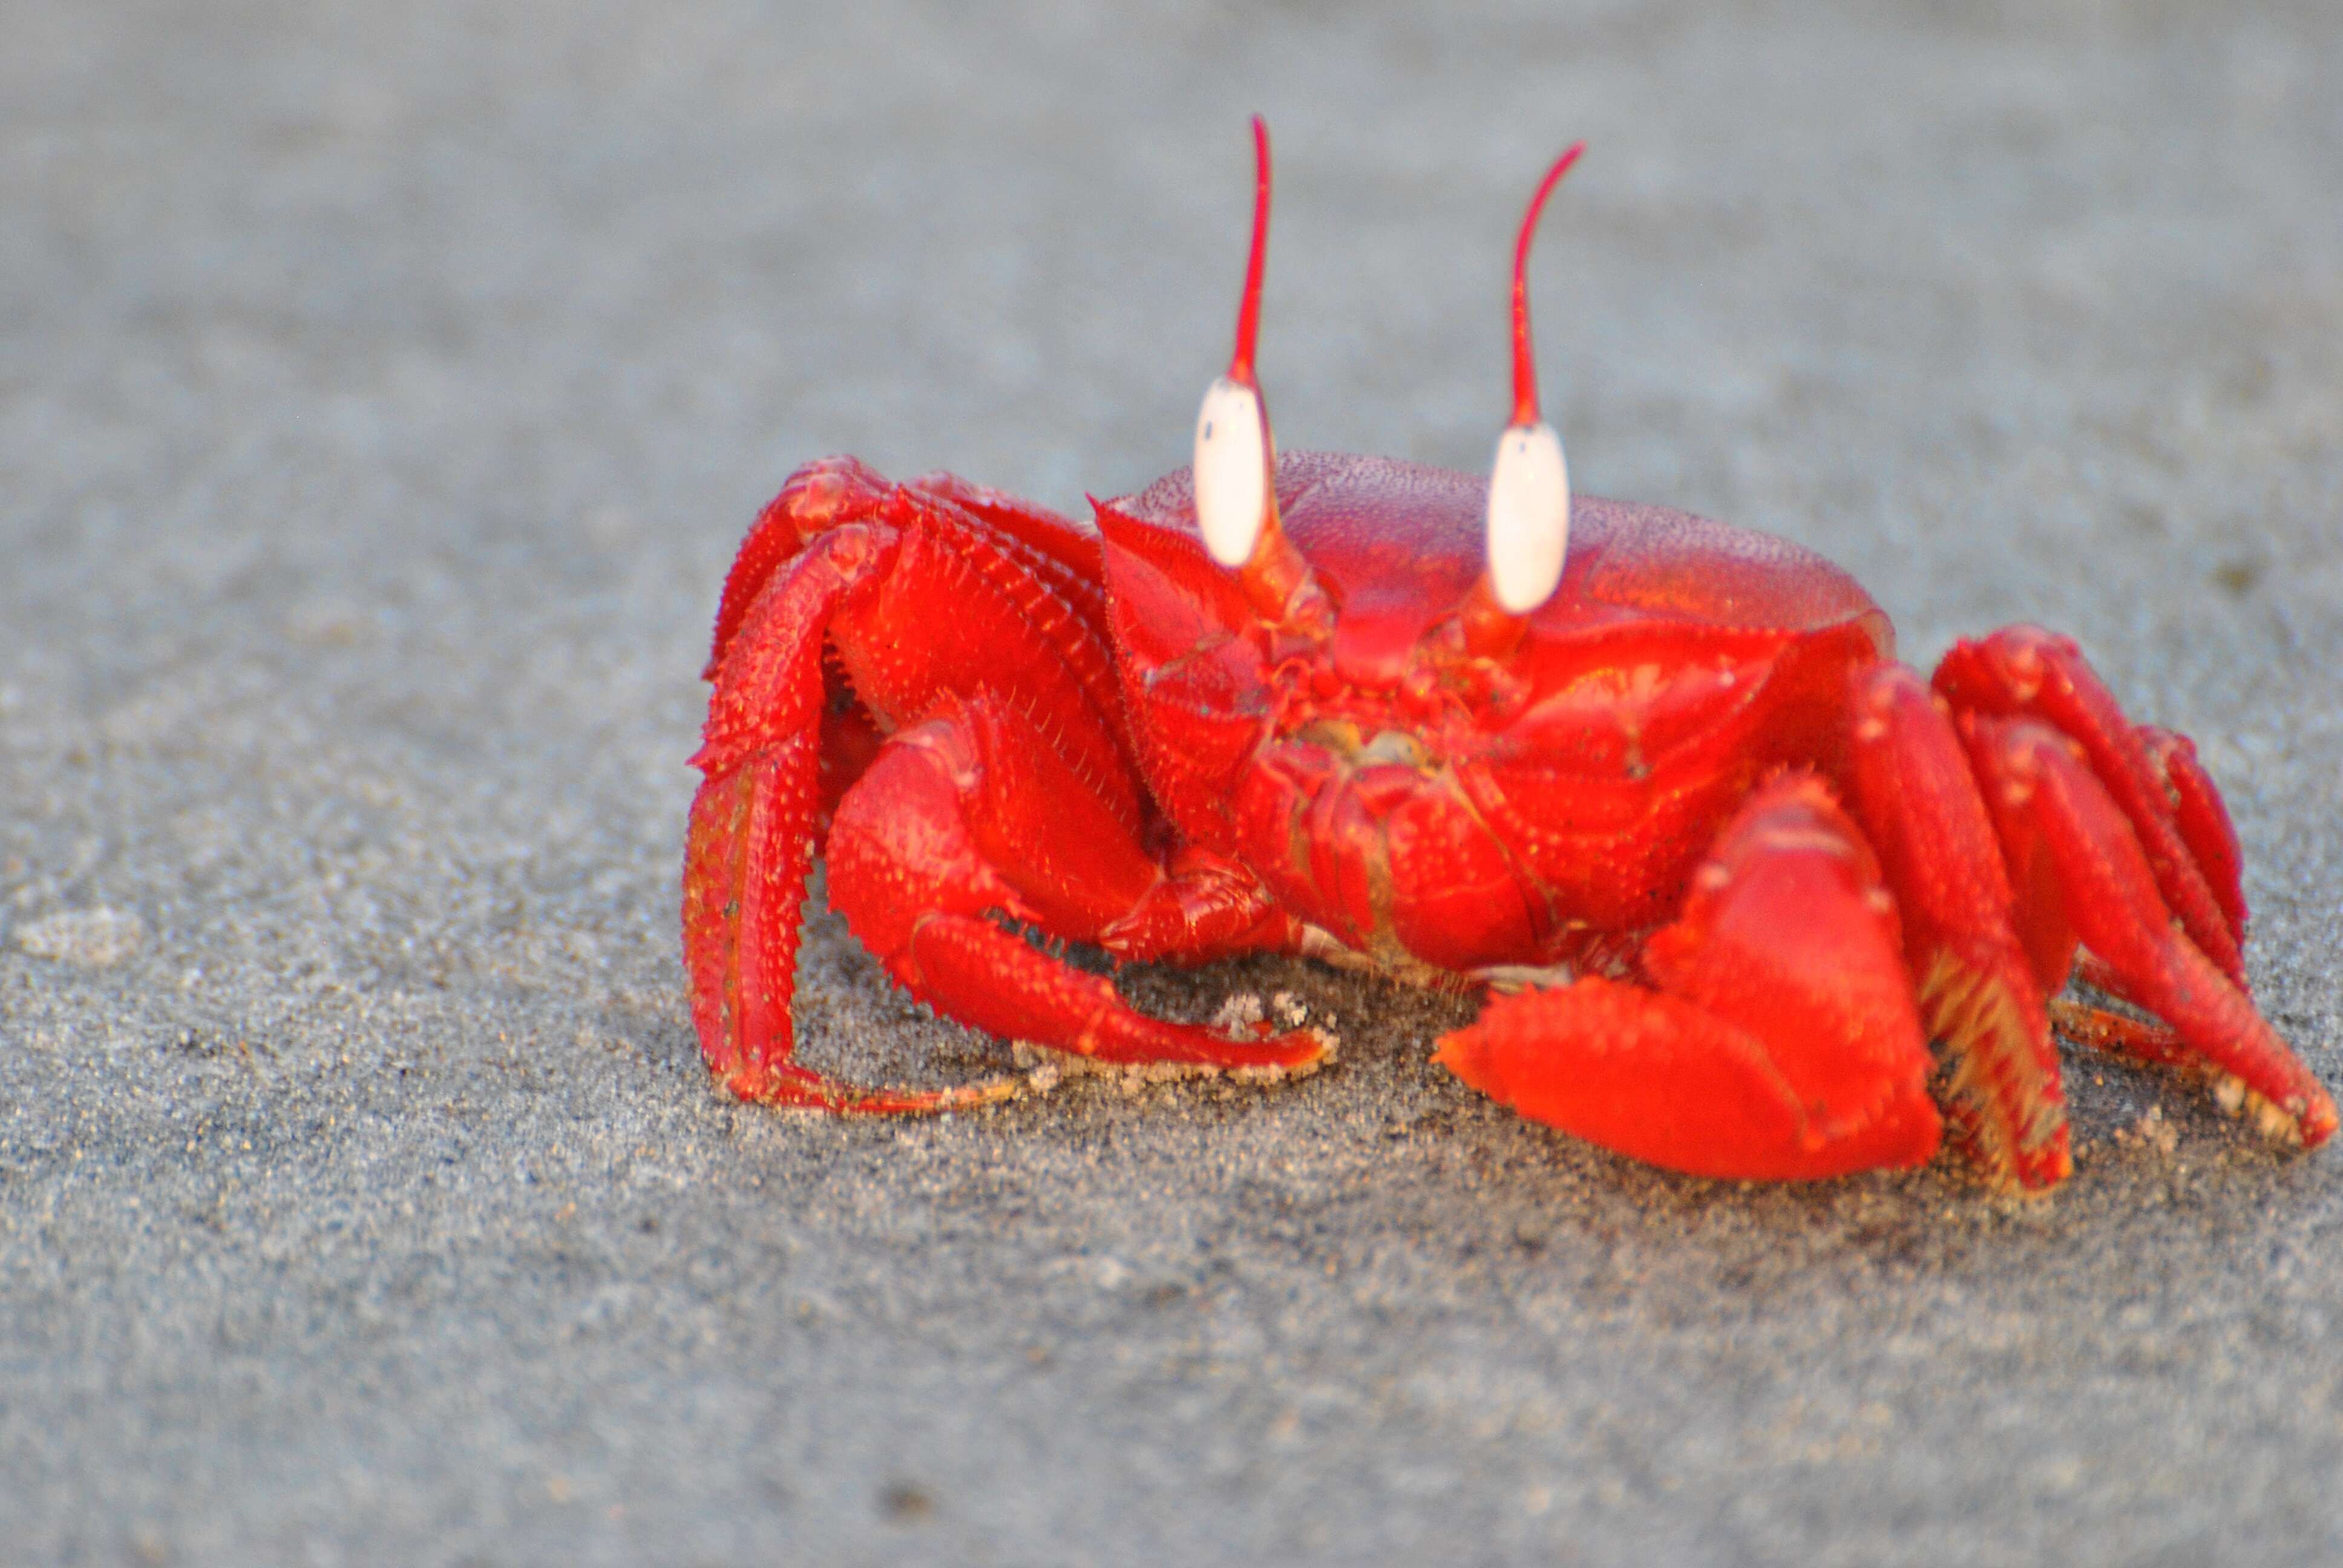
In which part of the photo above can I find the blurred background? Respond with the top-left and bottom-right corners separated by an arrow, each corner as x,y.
5,2 -> 2342,1563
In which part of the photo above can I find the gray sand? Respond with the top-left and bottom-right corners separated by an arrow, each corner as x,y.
6,2 -> 2342,1563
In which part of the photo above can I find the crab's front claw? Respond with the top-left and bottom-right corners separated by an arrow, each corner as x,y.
1437,776 -> 1942,1181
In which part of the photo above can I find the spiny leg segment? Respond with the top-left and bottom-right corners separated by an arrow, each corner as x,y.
685,460 -> 1326,1112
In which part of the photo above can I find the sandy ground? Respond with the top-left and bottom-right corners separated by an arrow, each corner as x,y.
5,2 -> 2342,1563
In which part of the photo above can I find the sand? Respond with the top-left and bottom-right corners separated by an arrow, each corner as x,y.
5,2 -> 2342,1562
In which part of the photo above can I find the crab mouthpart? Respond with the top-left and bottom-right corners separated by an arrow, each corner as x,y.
1328,584 -> 1450,688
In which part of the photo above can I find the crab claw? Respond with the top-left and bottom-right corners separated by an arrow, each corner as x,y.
1438,775 -> 1942,1181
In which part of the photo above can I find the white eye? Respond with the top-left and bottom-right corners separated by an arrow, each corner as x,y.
1194,375 -> 1272,568
1484,420 -> 1570,613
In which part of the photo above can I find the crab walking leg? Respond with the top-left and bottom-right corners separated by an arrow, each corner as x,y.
687,458 -> 1132,1107
703,458 -> 1115,685
2135,724 -> 2249,951
706,456 -> 1131,846
1844,665 -> 2073,1189
2043,997 -> 2190,1068
686,753 -> 1005,1112
683,526 -> 1003,1109
824,691 -> 1328,1078
1962,715 -> 2338,1147
1933,627 -> 2247,990
687,456 -> 1320,1109
1436,776 -> 1942,1181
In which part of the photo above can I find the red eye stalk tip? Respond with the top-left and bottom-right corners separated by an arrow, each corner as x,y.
1228,114 -> 1273,388
1510,141 -> 1585,428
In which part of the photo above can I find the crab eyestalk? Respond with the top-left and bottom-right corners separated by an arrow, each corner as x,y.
1193,115 -> 1317,622
1467,142 -> 1585,654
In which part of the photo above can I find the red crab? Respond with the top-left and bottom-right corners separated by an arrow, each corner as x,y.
682,120 -> 2333,1188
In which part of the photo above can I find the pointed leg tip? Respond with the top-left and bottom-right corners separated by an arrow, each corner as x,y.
2264,1081 -> 2338,1150
1227,1025 -> 1340,1083
719,1057 -> 1034,1116
719,1059 -> 811,1108
1955,1128 -> 2071,1195
1012,1024 -> 1337,1088
2020,1135 -> 2075,1192
1431,1020 -> 1496,1094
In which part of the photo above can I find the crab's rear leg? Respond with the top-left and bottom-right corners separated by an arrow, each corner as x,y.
1845,665 -> 2074,1189
1931,629 -> 2330,1145
1437,774 -> 1943,1181
1934,627 -> 2247,987
1961,714 -> 2336,1147
2056,724 -> 2249,1027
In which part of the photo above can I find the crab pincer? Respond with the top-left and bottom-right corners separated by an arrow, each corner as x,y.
1437,774 -> 1944,1180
